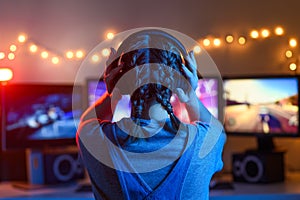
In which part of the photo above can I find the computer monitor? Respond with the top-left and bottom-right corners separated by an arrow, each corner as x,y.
2,83 -> 83,150
223,76 -> 299,151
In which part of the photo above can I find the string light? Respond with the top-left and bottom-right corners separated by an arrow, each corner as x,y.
51,57 -> 59,64
8,53 -> 15,60
203,39 -> 210,47
41,51 -> 49,59
285,50 -> 293,58
76,50 -> 84,59
106,32 -> 115,40
91,54 -> 100,63
289,62 -> 297,71
66,51 -> 74,59
289,38 -> 297,47
0,52 -> 5,60
250,30 -> 259,39
213,38 -> 221,47
193,45 -> 201,54
29,44 -> 38,53
225,35 -> 234,43
102,48 -> 110,57
275,26 -> 284,36
18,34 -> 27,43
261,29 -> 270,38
238,36 -> 246,45
10,45 -> 17,52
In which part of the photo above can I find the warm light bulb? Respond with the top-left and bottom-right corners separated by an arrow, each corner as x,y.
0,52 -> 5,60
250,30 -> 259,39
275,26 -> 284,36
261,29 -> 270,38
289,63 -> 297,71
52,57 -> 59,64
102,48 -> 110,57
10,45 -> 17,52
91,54 -> 100,63
7,53 -> 15,60
0,68 -> 13,82
289,38 -> 297,47
213,38 -> 221,47
18,34 -> 27,43
106,32 -> 115,40
285,50 -> 293,58
203,39 -> 210,47
41,51 -> 49,59
29,44 -> 38,53
238,36 -> 246,45
66,51 -> 74,59
193,45 -> 202,54
225,35 -> 234,43
76,50 -> 84,59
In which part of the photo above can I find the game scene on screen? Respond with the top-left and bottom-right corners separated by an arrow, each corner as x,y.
88,78 -> 219,123
224,78 -> 299,134
5,85 -> 82,148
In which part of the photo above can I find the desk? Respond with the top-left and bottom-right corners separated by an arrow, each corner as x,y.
1,173 -> 300,200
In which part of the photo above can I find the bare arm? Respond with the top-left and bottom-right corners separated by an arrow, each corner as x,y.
176,51 -> 217,124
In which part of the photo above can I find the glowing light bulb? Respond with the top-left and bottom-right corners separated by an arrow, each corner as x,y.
238,36 -> 246,45
193,45 -> 201,54
29,44 -> 38,53
7,53 -> 15,60
289,38 -> 297,47
261,29 -> 270,38
275,26 -> 284,36
41,51 -> 49,59
66,51 -> 74,59
0,68 -> 13,82
106,32 -> 115,40
213,38 -> 221,47
10,45 -> 17,52
203,39 -> 210,47
52,57 -> 59,64
285,50 -> 293,58
289,63 -> 297,71
18,34 -> 27,43
0,52 -> 5,60
250,30 -> 259,39
225,35 -> 234,43
76,50 -> 84,59
102,48 -> 110,57
91,54 -> 100,63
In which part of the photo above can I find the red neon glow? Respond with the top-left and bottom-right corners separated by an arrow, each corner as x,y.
0,68 -> 13,82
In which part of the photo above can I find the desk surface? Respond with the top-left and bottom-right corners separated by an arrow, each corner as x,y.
1,172 -> 300,200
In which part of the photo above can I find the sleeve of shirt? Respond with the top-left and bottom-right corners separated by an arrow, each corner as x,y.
193,118 -> 227,172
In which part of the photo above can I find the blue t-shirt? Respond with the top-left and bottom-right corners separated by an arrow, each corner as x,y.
77,117 -> 226,200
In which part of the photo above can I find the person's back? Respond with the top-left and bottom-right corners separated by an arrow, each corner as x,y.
77,28 -> 226,199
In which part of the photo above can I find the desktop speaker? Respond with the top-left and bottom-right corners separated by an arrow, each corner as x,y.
232,151 -> 285,183
26,148 -> 85,184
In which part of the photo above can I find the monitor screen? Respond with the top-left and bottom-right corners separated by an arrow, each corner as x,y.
224,76 -> 299,136
3,84 -> 83,150
87,78 -> 219,123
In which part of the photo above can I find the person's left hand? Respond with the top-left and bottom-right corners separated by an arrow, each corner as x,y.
176,51 -> 198,103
